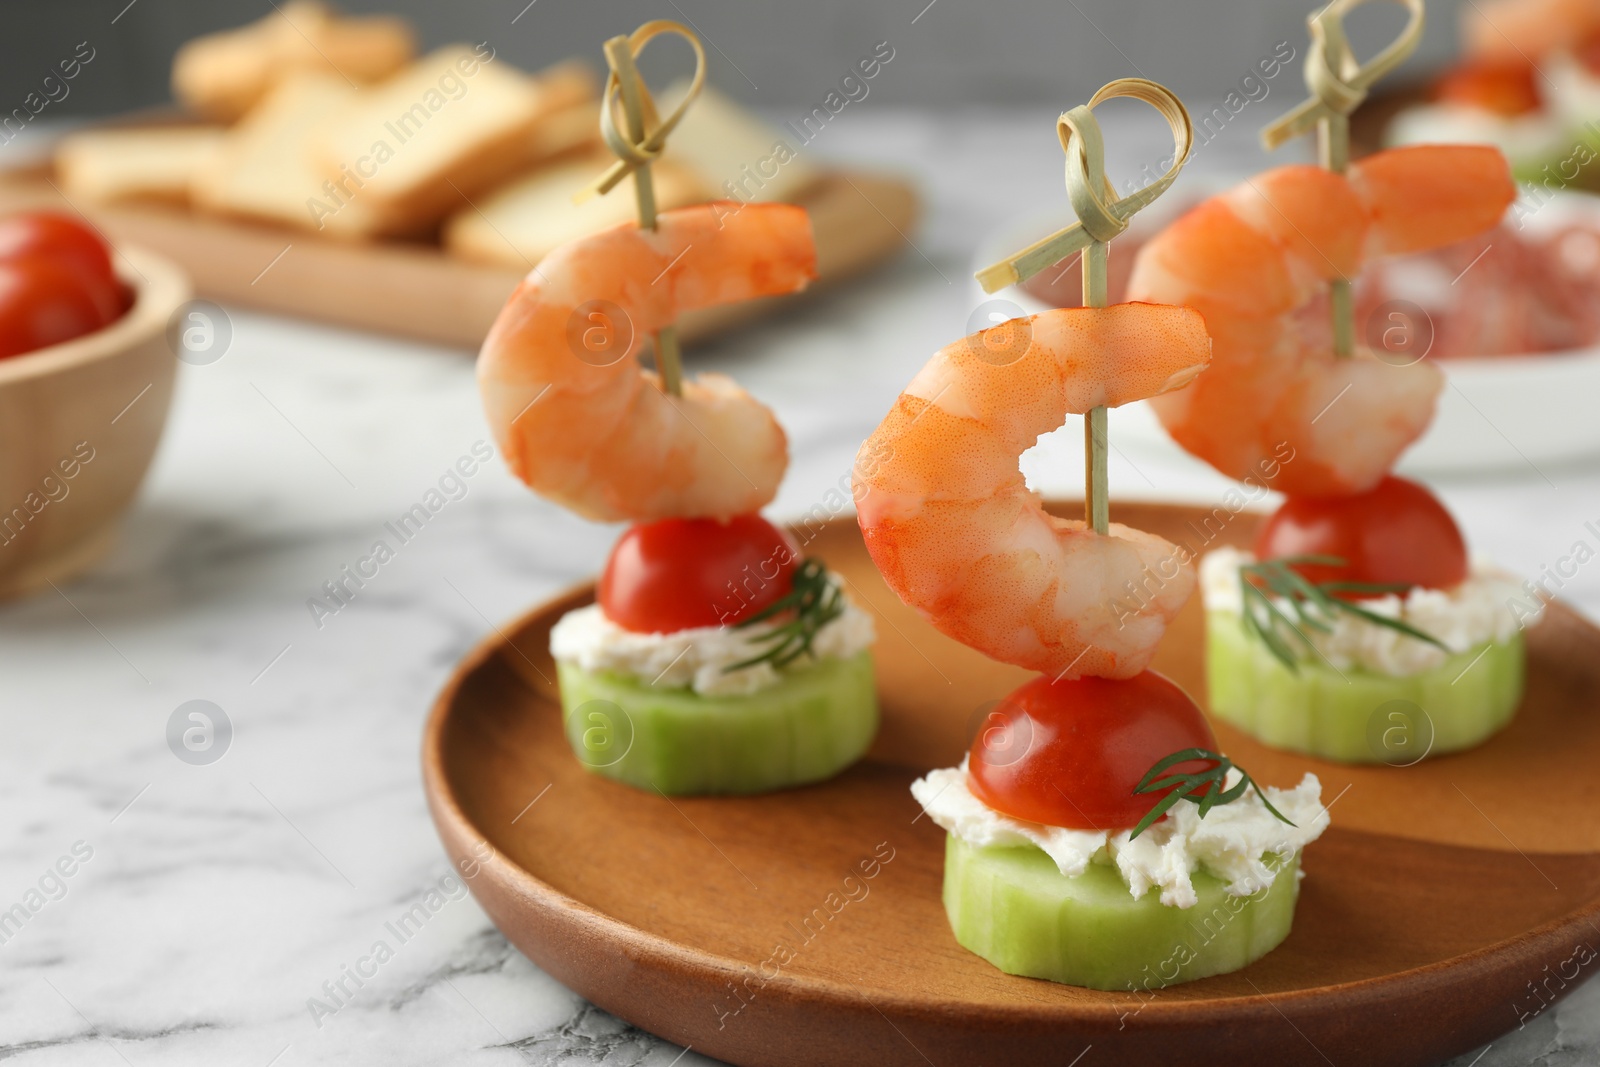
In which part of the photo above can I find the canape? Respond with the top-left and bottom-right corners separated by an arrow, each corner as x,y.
1203,477 -> 1537,763
912,673 -> 1327,989
552,515 -> 877,793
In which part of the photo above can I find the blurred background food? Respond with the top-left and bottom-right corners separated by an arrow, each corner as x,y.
170,0 -> 415,121
443,83 -> 823,266
1380,0 -> 1600,183
0,1 -> 916,347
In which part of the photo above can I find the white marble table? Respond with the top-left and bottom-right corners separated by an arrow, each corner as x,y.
3,111 -> 1597,1066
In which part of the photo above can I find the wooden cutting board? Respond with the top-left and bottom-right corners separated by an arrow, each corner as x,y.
0,168 -> 917,350
423,502 -> 1600,1067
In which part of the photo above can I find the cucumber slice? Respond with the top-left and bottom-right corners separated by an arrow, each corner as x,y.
943,835 -> 1301,989
1506,123 -> 1600,184
557,651 -> 878,795
1206,610 -> 1525,763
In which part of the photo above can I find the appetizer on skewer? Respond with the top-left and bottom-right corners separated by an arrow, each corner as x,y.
478,22 -> 878,795
858,80 -> 1327,989
1130,0 -> 1537,763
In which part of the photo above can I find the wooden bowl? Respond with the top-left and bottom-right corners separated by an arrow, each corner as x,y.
0,247 -> 189,598
425,503 -> 1600,1067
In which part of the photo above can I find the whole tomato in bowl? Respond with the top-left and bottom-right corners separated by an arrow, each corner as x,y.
0,207 -> 189,598
0,212 -> 132,359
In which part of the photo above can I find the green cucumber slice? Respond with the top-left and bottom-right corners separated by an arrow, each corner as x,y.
1206,609 -> 1525,764
557,651 -> 878,795
1506,123 -> 1600,184
943,835 -> 1301,989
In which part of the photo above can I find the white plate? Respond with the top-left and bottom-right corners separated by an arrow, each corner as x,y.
971,186 -> 1600,479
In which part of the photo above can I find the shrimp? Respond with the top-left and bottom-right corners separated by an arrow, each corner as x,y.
853,304 -> 1212,680
1127,146 -> 1515,497
478,201 -> 816,523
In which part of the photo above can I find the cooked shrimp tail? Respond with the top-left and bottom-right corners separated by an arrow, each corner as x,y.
478,201 -> 817,523
854,304 -> 1212,679
1128,145 -> 1515,496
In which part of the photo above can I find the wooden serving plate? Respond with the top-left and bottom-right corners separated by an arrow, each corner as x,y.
0,168 -> 916,349
423,503 -> 1600,1067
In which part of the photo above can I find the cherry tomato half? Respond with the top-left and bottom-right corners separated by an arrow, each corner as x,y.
0,212 -> 117,287
967,671 -> 1217,832
1434,60 -> 1541,118
598,513 -> 801,633
1253,475 -> 1468,592
0,256 -> 122,360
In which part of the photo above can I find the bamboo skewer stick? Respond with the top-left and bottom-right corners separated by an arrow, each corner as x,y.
1082,240 -> 1110,534
604,37 -> 660,230
1320,113 -> 1356,358
580,20 -> 707,397
1261,0 -> 1425,358
977,78 -> 1193,536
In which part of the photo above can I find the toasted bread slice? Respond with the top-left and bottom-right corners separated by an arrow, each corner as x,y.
317,49 -> 597,233
660,83 -> 820,203
528,98 -> 603,164
56,126 -> 227,206
191,73 -> 390,238
172,0 -> 414,122
442,151 -> 709,268
530,60 -> 601,117
443,82 -> 820,268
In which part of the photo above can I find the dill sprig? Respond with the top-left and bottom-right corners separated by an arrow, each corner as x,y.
1239,554 -> 1447,672
723,558 -> 844,672
1129,748 -> 1295,840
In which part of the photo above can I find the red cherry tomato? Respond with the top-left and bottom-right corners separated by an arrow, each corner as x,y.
0,256 -> 121,360
1253,475 -> 1468,592
967,671 -> 1217,831
1434,60 -> 1541,117
0,212 -> 117,287
598,513 -> 801,633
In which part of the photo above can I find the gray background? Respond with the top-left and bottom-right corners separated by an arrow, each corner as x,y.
6,0 -> 1471,117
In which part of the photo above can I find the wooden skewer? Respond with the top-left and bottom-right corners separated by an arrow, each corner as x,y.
604,37 -> 660,230
976,78 -> 1193,536
582,20 -> 707,397
1083,239 -> 1110,535
1261,0 -> 1424,358
1321,113 -> 1356,360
